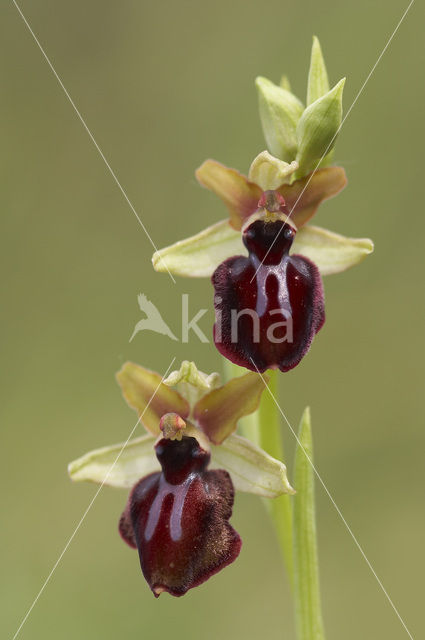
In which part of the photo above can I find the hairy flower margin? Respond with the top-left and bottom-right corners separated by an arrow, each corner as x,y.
152,37 -> 373,372
69,361 -> 294,596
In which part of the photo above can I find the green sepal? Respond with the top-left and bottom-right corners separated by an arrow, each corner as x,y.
152,219 -> 373,278
68,432 -> 294,498
68,433 -> 159,489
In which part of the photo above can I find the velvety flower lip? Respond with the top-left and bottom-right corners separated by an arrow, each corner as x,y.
119,434 -> 241,597
69,361 -> 294,597
213,213 -> 324,373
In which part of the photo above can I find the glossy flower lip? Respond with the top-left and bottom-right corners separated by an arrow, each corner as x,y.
119,435 -> 241,597
68,362 -> 294,597
213,216 -> 325,373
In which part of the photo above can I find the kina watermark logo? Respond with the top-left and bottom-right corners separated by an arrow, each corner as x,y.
129,293 -> 209,343
129,293 -> 294,345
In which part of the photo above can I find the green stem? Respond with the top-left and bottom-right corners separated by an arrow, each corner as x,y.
257,369 -> 294,588
223,361 -> 294,587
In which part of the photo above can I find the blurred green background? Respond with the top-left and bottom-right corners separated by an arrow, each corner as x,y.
1,1 -> 424,638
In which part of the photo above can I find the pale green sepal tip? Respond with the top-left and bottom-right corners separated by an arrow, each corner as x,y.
296,77 -> 345,176
307,36 -> 330,106
152,219 -> 245,278
210,433 -> 295,498
249,150 -> 298,190
293,407 -> 326,640
293,225 -> 374,276
68,433 -> 159,489
256,76 -> 304,162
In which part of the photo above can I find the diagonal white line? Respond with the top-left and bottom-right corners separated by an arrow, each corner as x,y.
251,360 -> 414,639
11,357 -> 176,640
250,0 -> 415,283
11,0 -> 176,284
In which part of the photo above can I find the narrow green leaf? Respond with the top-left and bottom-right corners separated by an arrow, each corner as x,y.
256,76 -> 304,162
293,408 -> 326,640
307,36 -> 330,106
296,78 -> 345,176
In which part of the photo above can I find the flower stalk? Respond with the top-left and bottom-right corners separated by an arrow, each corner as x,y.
257,369 -> 294,587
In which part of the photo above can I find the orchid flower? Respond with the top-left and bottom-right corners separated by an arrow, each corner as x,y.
151,40 -> 373,372
69,361 -> 294,596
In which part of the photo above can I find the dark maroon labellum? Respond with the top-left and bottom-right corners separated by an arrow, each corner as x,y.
119,436 -> 241,597
212,217 -> 325,373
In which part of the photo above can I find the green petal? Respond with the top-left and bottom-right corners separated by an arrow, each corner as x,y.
249,150 -> 298,190
116,362 -> 190,436
307,36 -> 330,106
296,78 -> 345,177
210,433 -> 295,498
152,219 -> 245,278
68,433 -> 159,489
163,360 -> 221,407
278,166 -> 347,227
194,372 -> 268,444
196,159 -> 261,230
293,225 -> 374,275
256,76 -> 304,162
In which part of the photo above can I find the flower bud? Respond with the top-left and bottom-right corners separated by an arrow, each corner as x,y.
256,76 -> 304,162
307,36 -> 330,106
295,78 -> 345,176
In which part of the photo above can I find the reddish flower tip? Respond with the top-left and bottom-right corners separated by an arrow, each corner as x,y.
212,217 -> 325,373
119,436 -> 241,597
